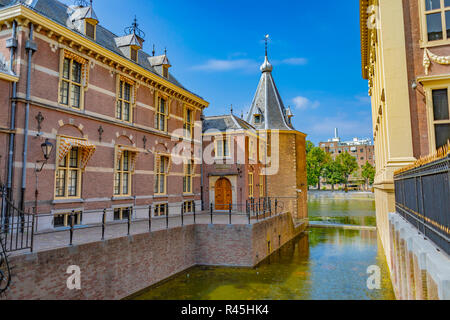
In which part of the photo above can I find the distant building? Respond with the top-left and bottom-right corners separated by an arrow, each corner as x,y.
319,128 -> 375,169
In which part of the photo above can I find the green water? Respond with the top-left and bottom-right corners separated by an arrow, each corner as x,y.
131,192 -> 395,300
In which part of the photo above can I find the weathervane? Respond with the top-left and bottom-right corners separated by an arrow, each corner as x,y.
125,16 -> 146,39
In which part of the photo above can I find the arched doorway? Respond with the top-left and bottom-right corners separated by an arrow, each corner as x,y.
215,178 -> 232,211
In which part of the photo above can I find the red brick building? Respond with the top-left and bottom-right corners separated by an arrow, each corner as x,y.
202,113 -> 266,210
0,0 -> 208,231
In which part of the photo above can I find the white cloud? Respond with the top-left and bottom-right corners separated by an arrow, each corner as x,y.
280,57 -> 308,66
191,59 -> 258,72
354,94 -> 371,105
292,96 -> 320,110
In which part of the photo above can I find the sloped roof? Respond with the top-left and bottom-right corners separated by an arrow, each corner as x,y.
148,54 -> 171,67
203,114 -> 255,133
0,0 -> 202,99
245,56 -> 294,131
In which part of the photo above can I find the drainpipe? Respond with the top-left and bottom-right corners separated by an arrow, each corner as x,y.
3,20 -> 18,227
200,112 -> 205,211
19,23 -> 37,211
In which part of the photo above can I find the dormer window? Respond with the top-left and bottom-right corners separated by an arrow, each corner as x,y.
130,48 -> 138,62
85,21 -> 96,40
69,4 -> 99,41
254,114 -> 261,124
163,66 -> 169,78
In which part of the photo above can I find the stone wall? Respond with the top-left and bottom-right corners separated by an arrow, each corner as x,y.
388,212 -> 450,300
3,211 -> 306,300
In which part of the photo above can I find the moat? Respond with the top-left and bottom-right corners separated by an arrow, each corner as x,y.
130,192 -> 395,300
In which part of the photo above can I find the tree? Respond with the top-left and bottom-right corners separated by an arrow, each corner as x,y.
306,140 -> 315,154
335,152 -> 359,191
306,146 -> 328,190
361,161 -> 376,191
323,159 -> 345,191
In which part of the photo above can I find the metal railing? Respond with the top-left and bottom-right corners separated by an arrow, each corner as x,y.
0,197 -> 289,253
0,184 -> 34,253
394,155 -> 449,255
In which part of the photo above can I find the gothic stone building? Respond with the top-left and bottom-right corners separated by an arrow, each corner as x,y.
0,0 -> 208,230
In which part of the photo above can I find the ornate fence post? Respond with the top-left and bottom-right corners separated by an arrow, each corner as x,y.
269,198 -> 272,217
247,200 -> 251,225
210,203 -> 213,224
127,209 -> 131,236
193,202 -> 196,224
181,205 -> 184,227
69,210 -> 75,246
148,205 -> 152,232
166,209 -> 169,229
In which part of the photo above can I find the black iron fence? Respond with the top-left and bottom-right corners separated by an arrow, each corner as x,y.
0,184 -> 34,253
0,196 -> 290,253
394,155 -> 449,255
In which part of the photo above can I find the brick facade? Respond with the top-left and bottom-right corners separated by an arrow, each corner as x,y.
0,3 -> 209,231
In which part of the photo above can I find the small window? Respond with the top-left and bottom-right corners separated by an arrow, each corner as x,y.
184,107 -> 194,139
183,160 -> 194,194
56,147 -> 81,198
431,89 -> 450,149
254,115 -> 261,124
114,207 -> 131,221
156,97 -> 168,132
114,150 -> 132,196
54,212 -> 82,228
259,175 -> 265,197
424,0 -> 450,41
248,173 -> 254,198
60,57 -> 82,109
117,80 -> 132,122
163,66 -> 169,78
216,138 -> 230,158
86,22 -> 95,39
154,204 -> 168,217
131,48 -> 138,62
183,201 -> 195,214
155,156 -> 169,195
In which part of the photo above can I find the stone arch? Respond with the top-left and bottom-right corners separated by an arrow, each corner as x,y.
57,123 -> 84,139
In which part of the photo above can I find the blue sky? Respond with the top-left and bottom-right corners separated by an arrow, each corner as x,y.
61,0 -> 372,145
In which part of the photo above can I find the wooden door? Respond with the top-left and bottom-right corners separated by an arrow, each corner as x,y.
215,178 -> 232,210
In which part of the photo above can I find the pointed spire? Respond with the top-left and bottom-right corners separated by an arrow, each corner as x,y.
230,104 -> 233,115
260,34 -> 273,73
152,44 -> 155,57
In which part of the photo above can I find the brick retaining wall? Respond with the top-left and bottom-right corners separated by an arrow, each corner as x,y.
3,212 -> 306,300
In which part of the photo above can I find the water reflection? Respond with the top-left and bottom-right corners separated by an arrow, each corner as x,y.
309,191 -> 376,226
131,228 -> 394,300
130,192 -> 395,300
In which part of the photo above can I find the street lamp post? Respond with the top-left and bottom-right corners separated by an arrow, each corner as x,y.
34,139 -> 53,223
